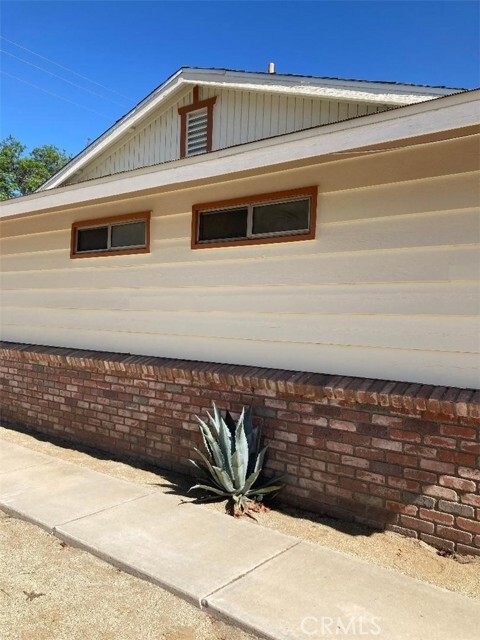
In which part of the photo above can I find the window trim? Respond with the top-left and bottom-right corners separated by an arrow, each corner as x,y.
70,211 -> 151,259
178,86 -> 217,158
191,187 -> 318,249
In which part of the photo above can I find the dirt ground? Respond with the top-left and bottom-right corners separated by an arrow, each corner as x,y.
0,424 -> 478,640
0,509 -> 257,640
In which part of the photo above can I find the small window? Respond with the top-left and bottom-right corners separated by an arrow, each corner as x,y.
192,187 -> 317,249
71,212 -> 151,259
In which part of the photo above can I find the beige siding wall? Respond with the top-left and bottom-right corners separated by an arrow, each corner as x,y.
2,136 -> 479,388
71,86 -> 388,183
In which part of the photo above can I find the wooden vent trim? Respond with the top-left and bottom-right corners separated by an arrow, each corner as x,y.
178,86 -> 216,158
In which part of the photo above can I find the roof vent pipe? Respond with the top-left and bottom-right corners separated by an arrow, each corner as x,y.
268,62 -> 275,74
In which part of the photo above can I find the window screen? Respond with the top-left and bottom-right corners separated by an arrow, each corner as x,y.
111,221 -> 146,248
76,226 -> 108,252
199,207 -> 248,242
252,199 -> 310,235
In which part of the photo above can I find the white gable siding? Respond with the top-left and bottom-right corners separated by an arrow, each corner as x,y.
70,87 -> 389,184
1,134 -> 478,388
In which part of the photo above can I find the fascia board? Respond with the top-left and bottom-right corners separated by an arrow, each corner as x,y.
181,68 -> 461,103
2,90 -> 478,221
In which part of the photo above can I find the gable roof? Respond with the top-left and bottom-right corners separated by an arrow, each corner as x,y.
38,66 -> 465,192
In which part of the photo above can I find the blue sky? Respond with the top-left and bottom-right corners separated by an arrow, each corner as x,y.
1,1 -> 479,156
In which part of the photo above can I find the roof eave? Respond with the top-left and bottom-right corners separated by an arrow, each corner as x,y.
2,88 -> 477,222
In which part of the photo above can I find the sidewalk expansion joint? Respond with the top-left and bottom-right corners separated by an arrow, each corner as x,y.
0,459 -> 56,476
52,489 -> 156,530
200,539 -> 301,609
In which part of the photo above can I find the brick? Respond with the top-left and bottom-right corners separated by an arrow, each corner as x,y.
460,441 -> 480,454
388,477 -> 420,492
437,450 -> 476,466
418,508 -> 454,525
420,459 -> 455,475
404,469 -> 437,484
461,493 -> 480,508
371,437 -> 402,451
423,435 -> 456,449
423,486 -> 458,501
403,444 -> 436,459
385,501 -> 418,515
436,526 -> 473,545
400,516 -> 434,534
390,429 -> 421,443
440,424 -> 476,439
341,455 -> 369,469
456,543 -> 480,557
419,534 -> 455,553
458,467 -> 480,481
329,419 -> 356,432
326,441 -> 354,455
385,452 -> 418,467
438,500 -> 475,518
456,518 -> 480,535
439,476 -> 476,492
371,414 -> 403,427
402,492 -> 436,509
356,470 -> 385,485
387,525 -> 417,539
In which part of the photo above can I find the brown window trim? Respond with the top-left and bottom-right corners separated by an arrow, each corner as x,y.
178,85 -> 217,158
191,186 -> 318,250
70,211 -> 151,259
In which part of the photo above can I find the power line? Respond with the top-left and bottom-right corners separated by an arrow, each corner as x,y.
0,35 -> 130,99
1,49 -> 130,108
1,70 -> 111,118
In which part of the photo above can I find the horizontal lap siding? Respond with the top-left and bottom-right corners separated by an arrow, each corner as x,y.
1,153 -> 479,387
73,87 -> 388,183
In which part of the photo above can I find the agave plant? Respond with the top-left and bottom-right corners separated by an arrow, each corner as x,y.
189,403 -> 283,516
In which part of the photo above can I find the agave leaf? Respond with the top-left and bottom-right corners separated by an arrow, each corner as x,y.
193,447 -> 225,491
231,450 -> 246,491
217,417 -> 233,477
234,412 -> 249,488
188,459 -> 210,481
242,468 -> 261,494
197,417 -> 227,470
211,465 -> 235,493
196,417 -> 215,459
189,484 -> 230,497
254,446 -> 268,473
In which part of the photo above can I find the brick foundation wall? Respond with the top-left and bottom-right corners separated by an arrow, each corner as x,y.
1,341 -> 479,555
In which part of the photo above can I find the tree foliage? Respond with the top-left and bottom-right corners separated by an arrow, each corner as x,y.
0,135 -> 72,200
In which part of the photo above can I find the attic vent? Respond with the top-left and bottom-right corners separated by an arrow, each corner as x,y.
186,107 -> 208,156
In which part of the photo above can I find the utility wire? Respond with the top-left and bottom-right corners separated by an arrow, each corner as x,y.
0,35 -> 130,99
1,70 -> 111,118
1,49 -> 130,108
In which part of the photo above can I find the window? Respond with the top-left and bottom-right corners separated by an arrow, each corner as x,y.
178,86 -> 216,158
191,187 -> 317,249
71,212 -> 151,258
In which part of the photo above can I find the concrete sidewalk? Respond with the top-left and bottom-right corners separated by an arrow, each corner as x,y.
1,439 -> 479,640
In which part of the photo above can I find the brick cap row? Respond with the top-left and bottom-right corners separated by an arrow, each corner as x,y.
1,341 -> 478,420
